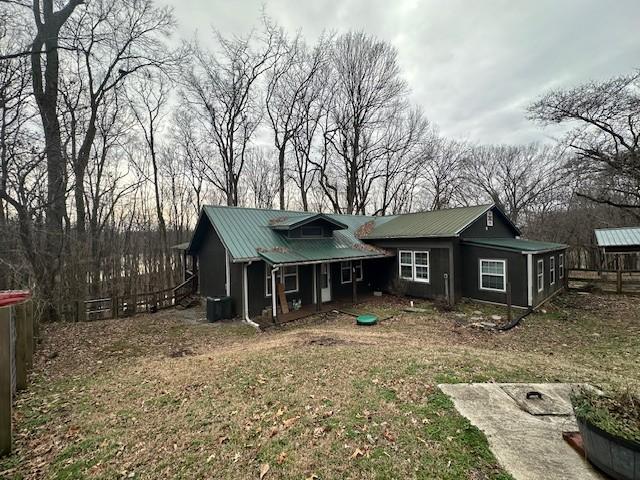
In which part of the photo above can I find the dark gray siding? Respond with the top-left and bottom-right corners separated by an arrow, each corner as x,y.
229,263 -> 242,318
330,261 -> 374,299
368,238 -> 454,300
247,261 -> 315,317
531,250 -> 567,307
460,244 -> 528,307
459,206 -> 517,239
197,223 -> 227,298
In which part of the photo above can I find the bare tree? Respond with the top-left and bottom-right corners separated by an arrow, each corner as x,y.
528,73 -> 640,219
418,138 -> 467,211
462,143 -> 568,225
30,0 -> 85,319
127,72 -> 171,285
244,147 -> 279,209
319,32 -> 408,214
182,26 -> 279,206
265,27 -> 329,209
371,106 -> 430,215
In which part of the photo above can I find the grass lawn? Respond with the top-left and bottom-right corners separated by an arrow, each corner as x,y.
1,291 -> 639,479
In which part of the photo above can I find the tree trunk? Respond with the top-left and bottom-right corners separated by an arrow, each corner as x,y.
278,146 -> 286,210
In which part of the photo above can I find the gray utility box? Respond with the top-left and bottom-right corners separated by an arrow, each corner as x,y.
206,296 -> 233,322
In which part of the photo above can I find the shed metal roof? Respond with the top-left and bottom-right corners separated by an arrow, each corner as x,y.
193,205 -> 396,262
595,227 -> 640,248
463,237 -> 567,253
363,204 -> 496,239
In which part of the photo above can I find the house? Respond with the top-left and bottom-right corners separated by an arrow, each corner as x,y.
186,204 -> 568,324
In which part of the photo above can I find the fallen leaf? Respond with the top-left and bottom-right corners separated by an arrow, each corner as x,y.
277,451 -> 287,464
350,448 -> 364,460
260,463 -> 270,479
383,430 -> 396,443
282,416 -> 299,429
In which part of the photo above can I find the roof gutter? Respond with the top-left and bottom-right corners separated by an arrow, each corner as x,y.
261,252 -> 393,268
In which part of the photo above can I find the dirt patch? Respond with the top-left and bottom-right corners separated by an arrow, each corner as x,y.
167,347 -> 195,358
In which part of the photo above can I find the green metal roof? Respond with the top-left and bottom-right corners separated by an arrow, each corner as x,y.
364,204 -> 496,239
595,227 -> 640,248
268,213 -> 348,231
195,206 -> 396,263
463,237 -> 568,253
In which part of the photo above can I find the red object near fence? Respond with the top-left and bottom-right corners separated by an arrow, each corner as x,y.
0,291 -> 32,307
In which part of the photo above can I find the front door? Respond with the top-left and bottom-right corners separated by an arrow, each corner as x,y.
320,263 -> 331,302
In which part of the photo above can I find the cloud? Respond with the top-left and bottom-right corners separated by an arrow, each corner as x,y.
161,0 -> 640,144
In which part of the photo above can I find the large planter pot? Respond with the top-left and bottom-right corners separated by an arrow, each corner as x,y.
576,416 -> 640,480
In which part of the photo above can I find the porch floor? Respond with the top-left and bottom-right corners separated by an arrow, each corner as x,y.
259,294 -> 379,327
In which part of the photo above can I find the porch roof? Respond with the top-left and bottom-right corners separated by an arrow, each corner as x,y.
462,237 -> 568,254
258,238 -> 391,266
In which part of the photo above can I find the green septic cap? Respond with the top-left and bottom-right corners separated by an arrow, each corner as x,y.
357,314 -> 378,326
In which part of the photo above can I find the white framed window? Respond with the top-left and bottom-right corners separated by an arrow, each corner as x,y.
399,250 -> 413,280
537,259 -> 544,292
265,264 -> 299,296
413,251 -> 430,283
341,261 -> 351,284
550,256 -> 556,285
559,253 -> 564,279
398,250 -> 430,283
354,261 -> 363,282
479,259 -> 506,292
487,210 -> 494,227
340,260 -> 364,284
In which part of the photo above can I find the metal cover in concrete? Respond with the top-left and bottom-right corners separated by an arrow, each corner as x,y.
500,383 -> 574,416
439,383 -> 605,480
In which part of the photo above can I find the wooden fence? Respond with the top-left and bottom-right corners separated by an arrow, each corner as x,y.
59,274 -> 197,322
1,300 -> 36,456
568,269 -> 640,295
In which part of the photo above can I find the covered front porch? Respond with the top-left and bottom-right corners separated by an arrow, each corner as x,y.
256,254 -> 393,325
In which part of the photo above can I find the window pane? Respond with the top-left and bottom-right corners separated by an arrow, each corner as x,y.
400,252 -> 412,264
354,262 -> 363,280
414,252 -> 429,266
482,274 -> 504,290
481,261 -> 504,275
400,265 -> 412,279
284,275 -> 297,292
283,266 -> 297,275
415,266 -> 429,280
341,262 -> 351,283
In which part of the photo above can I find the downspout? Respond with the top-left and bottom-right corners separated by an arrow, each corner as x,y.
243,261 -> 260,330
527,253 -> 533,309
225,249 -> 230,296
271,266 -> 279,321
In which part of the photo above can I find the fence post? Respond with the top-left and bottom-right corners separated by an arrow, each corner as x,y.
14,303 -> 31,391
616,254 -> 622,294
29,301 -> 37,349
0,307 -> 12,456
112,295 -> 119,319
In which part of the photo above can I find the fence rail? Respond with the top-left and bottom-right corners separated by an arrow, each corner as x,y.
60,274 -> 197,322
568,269 -> 640,294
1,299 -> 36,457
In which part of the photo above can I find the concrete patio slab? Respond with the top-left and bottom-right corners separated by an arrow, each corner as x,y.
438,383 -> 605,480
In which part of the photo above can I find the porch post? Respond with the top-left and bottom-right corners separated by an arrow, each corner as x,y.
271,267 -> 278,320
351,261 -> 357,304
315,264 -> 322,311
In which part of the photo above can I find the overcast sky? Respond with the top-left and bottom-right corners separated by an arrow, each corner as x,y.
161,0 -> 640,145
